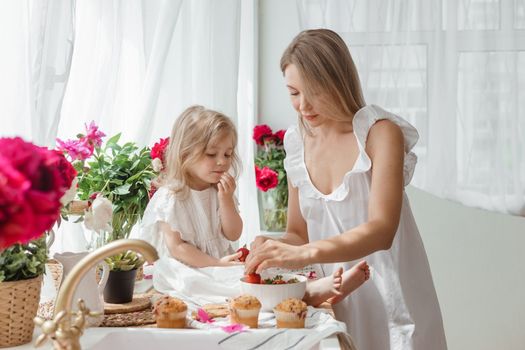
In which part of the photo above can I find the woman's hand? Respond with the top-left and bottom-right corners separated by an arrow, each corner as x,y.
249,235 -> 275,250
244,239 -> 314,274
218,173 -> 236,201
218,251 -> 243,266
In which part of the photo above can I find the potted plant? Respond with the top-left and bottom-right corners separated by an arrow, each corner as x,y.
57,123 -> 165,303
102,251 -> 145,303
252,125 -> 288,231
0,137 -> 76,347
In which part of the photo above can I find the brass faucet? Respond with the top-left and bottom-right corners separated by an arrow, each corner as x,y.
34,239 -> 159,350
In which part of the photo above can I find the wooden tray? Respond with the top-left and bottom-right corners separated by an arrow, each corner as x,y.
104,295 -> 151,314
102,308 -> 155,327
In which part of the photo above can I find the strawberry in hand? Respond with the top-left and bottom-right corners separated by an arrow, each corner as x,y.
236,246 -> 250,262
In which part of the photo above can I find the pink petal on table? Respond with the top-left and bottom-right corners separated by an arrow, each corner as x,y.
197,308 -> 215,323
220,324 -> 246,333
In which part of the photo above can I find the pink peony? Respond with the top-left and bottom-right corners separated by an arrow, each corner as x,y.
255,166 -> 279,192
56,137 -> 93,161
84,121 -> 106,147
252,124 -> 273,146
0,137 -> 75,249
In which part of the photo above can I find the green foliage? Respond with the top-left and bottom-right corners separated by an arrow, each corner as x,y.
75,133 -> 156,242
104,250 -> 144,272
0,237 -> 47,282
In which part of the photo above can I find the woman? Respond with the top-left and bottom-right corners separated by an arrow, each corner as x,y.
245,29 -> 447,350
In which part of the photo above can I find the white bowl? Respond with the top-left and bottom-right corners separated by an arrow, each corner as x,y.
240,273 -> 307,311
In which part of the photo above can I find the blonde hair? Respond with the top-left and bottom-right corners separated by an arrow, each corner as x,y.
163,105 -> 241,198
280,29 -> 366,133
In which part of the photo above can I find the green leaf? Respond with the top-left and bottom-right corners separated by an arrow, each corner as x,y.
106,133 -> 122,145
113,183 -> 132,195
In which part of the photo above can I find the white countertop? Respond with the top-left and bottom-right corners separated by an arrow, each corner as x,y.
10,327 -> 342,350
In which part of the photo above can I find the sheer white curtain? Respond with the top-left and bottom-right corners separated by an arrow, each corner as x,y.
237,0 -> 260,247
1,0 -> 261,247
297,0 -> 525,216
59,0 -> 263,243
0,0 -> 75,146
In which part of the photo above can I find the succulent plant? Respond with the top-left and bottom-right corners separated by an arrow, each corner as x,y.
104,250 -> 144,272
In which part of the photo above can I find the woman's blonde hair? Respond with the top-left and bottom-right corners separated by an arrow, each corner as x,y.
280,29 -> 366,132
162,105 -> 241,198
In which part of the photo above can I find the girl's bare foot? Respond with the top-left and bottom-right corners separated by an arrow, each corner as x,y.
328,260 -> 370,304
303,261 -> 370,307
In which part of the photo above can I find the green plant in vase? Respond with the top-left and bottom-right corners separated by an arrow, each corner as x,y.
253,124 -> 288,231
57,124 -> 156,272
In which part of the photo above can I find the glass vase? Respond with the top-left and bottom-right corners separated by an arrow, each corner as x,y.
258,188 -> 287,232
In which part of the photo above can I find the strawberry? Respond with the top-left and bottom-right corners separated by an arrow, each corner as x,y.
236,246 -> 250,262
244,273 -> 261,284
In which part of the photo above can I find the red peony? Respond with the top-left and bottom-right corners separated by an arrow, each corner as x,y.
0,137 -> 75,249
151,137 -> 169,161
252,124 -> 273,146
52,150 -> 77,191
273,129 -> 286,145
255,166 -> 279,192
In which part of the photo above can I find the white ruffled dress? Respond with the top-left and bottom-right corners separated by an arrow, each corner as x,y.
139,186 -> 234,260
284,105 -> 447,350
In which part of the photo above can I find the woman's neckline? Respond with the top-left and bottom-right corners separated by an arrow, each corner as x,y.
299,111 -> 365,197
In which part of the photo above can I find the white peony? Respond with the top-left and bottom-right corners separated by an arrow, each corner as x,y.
152,157 -> 163,172
60,177 -> 78,206
84,195 -> 113,233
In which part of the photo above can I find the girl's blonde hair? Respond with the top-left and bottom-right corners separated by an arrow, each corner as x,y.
280,29 -> 366,133
163,105 -> 241,197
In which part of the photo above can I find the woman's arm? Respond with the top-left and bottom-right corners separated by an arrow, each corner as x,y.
161,223 -> 241,267
218,173 -> 243,241
246,120 -> 404,273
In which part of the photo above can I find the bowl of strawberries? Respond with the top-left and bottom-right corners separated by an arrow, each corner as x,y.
240,271 -> 307,311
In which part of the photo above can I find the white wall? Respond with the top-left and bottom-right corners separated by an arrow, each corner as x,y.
258,1 -> 525,349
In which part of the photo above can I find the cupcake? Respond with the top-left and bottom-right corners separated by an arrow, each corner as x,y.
153,295 -> 187,328
228,294 -> 261,328
273,298 -> 307,328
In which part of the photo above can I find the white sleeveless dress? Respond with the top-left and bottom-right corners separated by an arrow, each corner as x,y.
284,105 -> 447,350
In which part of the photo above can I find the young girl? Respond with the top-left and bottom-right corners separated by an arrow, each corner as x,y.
139,105 -> 243,267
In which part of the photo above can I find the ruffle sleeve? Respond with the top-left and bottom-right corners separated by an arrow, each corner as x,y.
283,126 -> 309,189
353,104 -> 419,186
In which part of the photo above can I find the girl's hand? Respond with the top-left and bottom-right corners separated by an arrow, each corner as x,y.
218,173 -> 236,200
244,239 -> 313,274
218,251 -> 243,266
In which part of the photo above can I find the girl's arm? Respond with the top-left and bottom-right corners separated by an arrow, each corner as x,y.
246,120 -> 404,273
218,173 -> 243,241
161,223 -> 241,267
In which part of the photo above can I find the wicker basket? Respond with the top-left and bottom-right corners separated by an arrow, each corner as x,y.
0,275 -> 43,348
